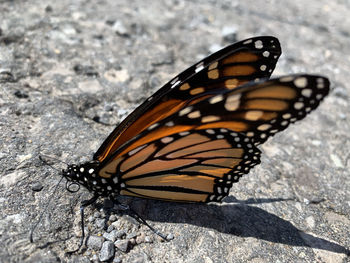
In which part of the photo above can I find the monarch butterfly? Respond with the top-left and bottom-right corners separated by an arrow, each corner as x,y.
58,36 -> 329,247
63,36 -> 329,204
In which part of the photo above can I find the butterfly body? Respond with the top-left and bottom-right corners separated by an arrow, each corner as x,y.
62,36 -> 330,204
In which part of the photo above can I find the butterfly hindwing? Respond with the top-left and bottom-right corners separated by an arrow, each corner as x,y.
97,129 -> 261,202
94,36 -> 281,162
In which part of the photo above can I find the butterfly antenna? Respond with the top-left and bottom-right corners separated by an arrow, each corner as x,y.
113,201 -> 169,241
30,176 -> 64,243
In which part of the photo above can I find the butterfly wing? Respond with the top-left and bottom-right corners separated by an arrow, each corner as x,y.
87,74 -> 328,203
94,36 -> 281,162
107,74 -> 330,157
97,129 -> 261,202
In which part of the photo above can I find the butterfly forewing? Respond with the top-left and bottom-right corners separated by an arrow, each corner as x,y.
103,74 -> 330,158
193,74 -> 330,145
94,36 -> 281,162
98,129 -> 261,202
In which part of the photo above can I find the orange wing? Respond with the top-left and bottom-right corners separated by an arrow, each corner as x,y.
94,36 -> 281,162
103,74 -> 329,159
92,74 -> 328,203
97,129 -> 261,202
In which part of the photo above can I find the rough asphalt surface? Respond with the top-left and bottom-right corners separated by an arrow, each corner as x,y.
0,0 -> 349,262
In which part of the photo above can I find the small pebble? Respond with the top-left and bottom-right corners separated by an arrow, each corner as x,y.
136,233 -> 145,244
45,5 -> 53,12
95,218 -> 106,229
103,230 -> 119,242
31,182 -> 43,192
113,21 -> 129,36
14,90 -> 29,99
88,216 -> 95,223
109,214 -> 117,222
114,239 -> 129,252
91,254 -> 99,261
124,216 -> 140,227
99,241 -> 115,262
113,257 -> 122,263
107,225 -> 114,232
131,256 -> 145,263
115,230 -> 126,239
99,209 -> 106,218
94,211 -> 101,218
129,238 -> 136,246
73,64 -> 99,77
126,232 -> 138,239
166,233 -> 174,240
144,236 -> 153,243
86,235 -> 104,250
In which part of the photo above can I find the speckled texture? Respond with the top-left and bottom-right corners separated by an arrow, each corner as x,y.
0,1 -> 349,262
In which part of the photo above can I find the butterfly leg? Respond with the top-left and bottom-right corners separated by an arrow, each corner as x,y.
112,199 -> 169,241
66,195 -> 99,254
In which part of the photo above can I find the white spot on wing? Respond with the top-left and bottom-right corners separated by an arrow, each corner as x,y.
282,113 -> 292,119
179,131 -> 190,136
254,40 -> 263,49
316,94 -> 323,100
148,123 -> 159,130
317,78 -> 325,89
161,137 -> 174,143
302,89 -> 312,97
294,102 -> 304,110
280,76 -> 294,82
257,124 -> 271,131
294,77 -> 308,88
225,94 -> 241,111
209,94 -> 224,104
179,106 -> 192,116
170,77 -> 179,85
188,110 -> 201,119
195,62 -> 205,73
263,51 -> 270,57
165,121 -> 175,127
171,80 -> 181,89
206,129 -> 215,134
243,39 -> 253,44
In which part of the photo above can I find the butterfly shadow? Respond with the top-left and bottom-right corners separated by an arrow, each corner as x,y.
124,197 -> 349,256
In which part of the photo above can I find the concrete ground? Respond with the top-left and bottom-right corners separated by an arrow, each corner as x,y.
0,0 -> 349,262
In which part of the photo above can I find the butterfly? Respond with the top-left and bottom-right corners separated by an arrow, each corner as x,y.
62,36 -> 329,204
